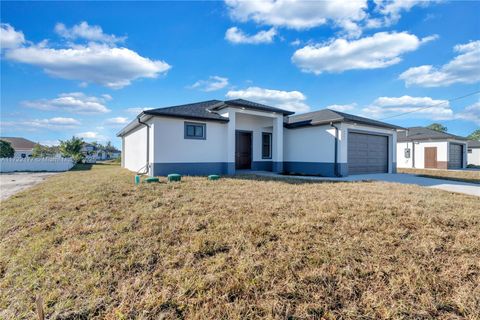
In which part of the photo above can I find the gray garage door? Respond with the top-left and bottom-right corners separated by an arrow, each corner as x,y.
348,132 -> 389,175
448,143 -> 463,169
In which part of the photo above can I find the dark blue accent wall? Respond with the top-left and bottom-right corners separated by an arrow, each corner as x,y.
284,162 -> 348,177
152,162 -> 228,176
252,161 -> 272,171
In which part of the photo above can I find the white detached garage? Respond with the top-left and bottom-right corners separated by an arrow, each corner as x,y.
117,99 -> 402,177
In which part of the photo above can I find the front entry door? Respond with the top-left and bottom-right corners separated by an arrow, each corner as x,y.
236,131 -> 252,169
424,147 -> 437,168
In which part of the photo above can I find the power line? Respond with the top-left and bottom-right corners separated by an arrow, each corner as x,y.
378,89 -> 480,120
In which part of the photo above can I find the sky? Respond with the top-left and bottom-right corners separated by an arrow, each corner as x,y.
1,1 -> 479,148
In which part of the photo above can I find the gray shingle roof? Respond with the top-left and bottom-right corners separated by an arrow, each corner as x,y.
398,127 -> 468,142
468,140 -> 480,148
0,137 -> 37,150
143,100 -> 228,122
286,109 -> 403,130
218,99 -> 294,115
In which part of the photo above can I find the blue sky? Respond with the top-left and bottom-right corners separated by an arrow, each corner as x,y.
1,1 -> 479,148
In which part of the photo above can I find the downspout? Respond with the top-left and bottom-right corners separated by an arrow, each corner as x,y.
330,122 -> 340,177
137,115 -> 150,175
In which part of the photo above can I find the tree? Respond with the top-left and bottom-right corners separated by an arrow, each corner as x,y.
467,129 -> 480,141
59,136 -> 85,163
427,123 -> 447,132
0,140 -> 15,158
104,141 -> 117,153
32,143 -> 59,158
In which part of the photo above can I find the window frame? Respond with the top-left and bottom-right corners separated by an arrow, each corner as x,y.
184,121 -> 207,140
262,132 -> 272,159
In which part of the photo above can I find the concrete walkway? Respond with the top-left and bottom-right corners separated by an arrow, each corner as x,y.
0,172 -> 60,201
250,171 -> 480,197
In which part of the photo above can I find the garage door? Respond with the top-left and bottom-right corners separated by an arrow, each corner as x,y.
448,143 -> 463,169
348,132 -> 388,175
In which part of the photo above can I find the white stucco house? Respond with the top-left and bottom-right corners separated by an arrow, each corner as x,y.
117,99 -> 402,177
0,137 -> 36,158
397,127 -> 468,170
467,140 -> 480,166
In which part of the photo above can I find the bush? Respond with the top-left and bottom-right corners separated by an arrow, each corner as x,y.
0,140 -> 15,158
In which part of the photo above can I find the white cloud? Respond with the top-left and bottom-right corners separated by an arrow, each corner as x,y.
3,24 -> 171,89
456,102 -> 480,125
225,27 -> 276,44
76,131 -> 108,141
399,40 -> 480,87
23,92 -> 111,114
54,21 -> 125,44
362,95 -> 453,120
125,107 -> 153,115
2,117 -> 81,131
225,0 -> 367,37
226,86 -> 310,113
373,0 -> 429,26
292,32 -> 435,74
0,23 -> 25,49
105,117 -> 129,125
327,103 -> 357,112
189,76 -> 229,92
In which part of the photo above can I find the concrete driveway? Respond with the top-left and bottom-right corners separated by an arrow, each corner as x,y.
0,172 -> 60,201
252,172 -> 480,197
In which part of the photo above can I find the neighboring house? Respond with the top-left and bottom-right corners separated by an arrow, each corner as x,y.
117,99 -> 402,177
0,137 -> 36,158
467,140 -> 480,166
397,127 -> 468,170
81,143 -> 120,160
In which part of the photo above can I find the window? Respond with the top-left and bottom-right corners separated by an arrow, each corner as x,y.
468,148 -> 473,154
185,122 -> 206,139
262,132 -> 272,159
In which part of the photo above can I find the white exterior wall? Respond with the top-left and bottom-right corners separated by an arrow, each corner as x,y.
13,150 -> 33,158
123,123 -> 148,173
468,148 -> 480,166
284,124 -> 336,162
398,141 -> 448,169
151,117 -> 227,163
397,142 -> 414,168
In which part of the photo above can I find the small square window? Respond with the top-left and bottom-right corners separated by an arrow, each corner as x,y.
185,122 -> 206,140
262,132 -> 272,159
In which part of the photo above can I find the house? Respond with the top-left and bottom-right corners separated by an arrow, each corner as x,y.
467,140 -> 480,166
397,127 -> 468,169
117,99 -> 402,177
0,137 -> 36,158
81,143 -> 121,161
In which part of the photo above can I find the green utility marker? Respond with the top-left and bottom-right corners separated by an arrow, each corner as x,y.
208,175 -> 220,180
167,173 -> 182,182
144,177 -> 160,183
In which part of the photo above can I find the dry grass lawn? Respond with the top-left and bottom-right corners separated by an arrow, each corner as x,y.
1,164 -> 479,319
398,168 -> 480,184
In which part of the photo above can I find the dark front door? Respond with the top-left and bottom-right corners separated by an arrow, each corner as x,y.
424,147 -> 437,168
236,131 -> 252,169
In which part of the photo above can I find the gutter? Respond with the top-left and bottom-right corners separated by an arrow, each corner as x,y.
330,122 -> 340,177
137,114 -> 150,175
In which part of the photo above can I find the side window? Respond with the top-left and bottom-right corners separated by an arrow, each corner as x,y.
185,122 -> 206,140
468,148 -> 472,153
262,132 -> 272,159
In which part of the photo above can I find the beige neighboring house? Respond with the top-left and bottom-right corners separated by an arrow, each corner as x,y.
467,140 -> 480,166
0,137 -> 36,158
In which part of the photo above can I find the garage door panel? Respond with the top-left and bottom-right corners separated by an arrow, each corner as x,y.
448,143 -> 463,169
348,132 -> 388,175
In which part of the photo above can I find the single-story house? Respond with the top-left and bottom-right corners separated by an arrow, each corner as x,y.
117,99 -> 402,177
467,140 -> 480,166
397,127 -> 468,169
0,137 -> 36,158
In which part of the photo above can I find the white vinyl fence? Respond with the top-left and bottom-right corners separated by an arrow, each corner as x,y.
0,157 -> 75,173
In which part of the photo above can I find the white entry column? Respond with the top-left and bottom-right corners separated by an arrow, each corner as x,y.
272,115 -> 284,172
226,109 -> 236,174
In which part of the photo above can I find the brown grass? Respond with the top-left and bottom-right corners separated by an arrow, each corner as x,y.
398,168 -> 480,184
1,164 -> 479,319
